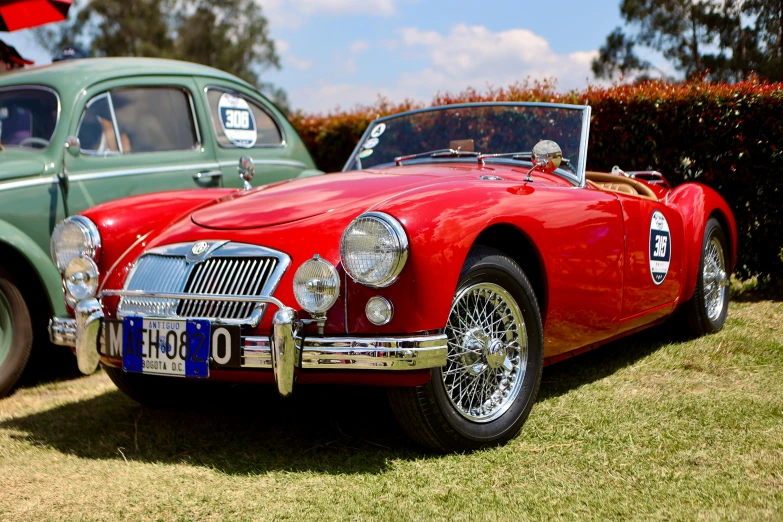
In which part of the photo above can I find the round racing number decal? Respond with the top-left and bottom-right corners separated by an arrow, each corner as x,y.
649,210 -> 671,285
218,92 -> 257,148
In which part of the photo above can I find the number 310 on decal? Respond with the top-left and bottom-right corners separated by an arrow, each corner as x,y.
654,234 -> 668,258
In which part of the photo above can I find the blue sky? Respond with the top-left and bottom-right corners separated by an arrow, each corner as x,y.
3,0 -> 629,112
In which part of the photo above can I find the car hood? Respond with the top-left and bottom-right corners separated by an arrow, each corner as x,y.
191,168 -> 459,230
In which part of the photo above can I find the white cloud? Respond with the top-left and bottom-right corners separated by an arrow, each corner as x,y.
290,24 -> 599,112
396,24 -> 597,94
349,40 -> 370,55
275,39 -> 312,70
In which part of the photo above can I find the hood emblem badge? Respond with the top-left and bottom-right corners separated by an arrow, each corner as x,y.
191,241 -> 210,256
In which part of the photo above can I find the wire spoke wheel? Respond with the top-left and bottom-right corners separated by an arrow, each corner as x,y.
443,282 -> 527,422
703,236 -> 727,322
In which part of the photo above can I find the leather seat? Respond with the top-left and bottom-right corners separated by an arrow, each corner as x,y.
585,172 -> 658,201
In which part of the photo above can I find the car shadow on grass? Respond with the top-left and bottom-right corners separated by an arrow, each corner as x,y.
1,323 -> 681,474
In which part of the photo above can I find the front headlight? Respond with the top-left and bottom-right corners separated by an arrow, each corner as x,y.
340,212 -> 408,287
50,216 -> 101,272
293,256 -> 340,316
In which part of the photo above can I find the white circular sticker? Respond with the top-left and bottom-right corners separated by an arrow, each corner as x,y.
370,123 -> 386,138
363,137 -> 379,149
218,92 -> 257,148
649,210 -> 671,285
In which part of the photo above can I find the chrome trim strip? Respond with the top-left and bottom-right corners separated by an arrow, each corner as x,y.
0,176 -> 58,192
0,85 -> 61,152
216,159 -> 307,169
106,290 -> 286,315
106,92 -> 123,154
577,104 -> 591,188
68,162 -> 221,182
62,159 -> 308,184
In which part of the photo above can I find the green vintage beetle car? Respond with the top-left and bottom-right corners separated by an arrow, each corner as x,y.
0,57 -> 320,396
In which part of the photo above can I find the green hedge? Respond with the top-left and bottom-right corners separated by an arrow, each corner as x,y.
288,79 -> 783,281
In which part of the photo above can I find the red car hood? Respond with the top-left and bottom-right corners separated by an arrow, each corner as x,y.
191,167 -> 463,230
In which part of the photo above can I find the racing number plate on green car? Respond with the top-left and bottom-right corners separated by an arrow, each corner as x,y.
109,318 -> 240,378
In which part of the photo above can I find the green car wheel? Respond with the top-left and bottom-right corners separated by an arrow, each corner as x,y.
0,268 -> 33,397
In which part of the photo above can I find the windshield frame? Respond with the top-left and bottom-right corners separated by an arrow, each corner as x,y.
0,84 -> 62,152
342,102 -> 592,187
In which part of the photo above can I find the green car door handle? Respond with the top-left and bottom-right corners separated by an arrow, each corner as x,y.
193,170 -> 223,187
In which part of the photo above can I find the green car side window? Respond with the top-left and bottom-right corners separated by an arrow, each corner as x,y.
77,87 -> 198,155
206,87 -> 283,148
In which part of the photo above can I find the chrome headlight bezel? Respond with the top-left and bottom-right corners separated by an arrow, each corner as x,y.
293,255 -> 341,316
50,216 -> 102,272
339,212 -> 409,288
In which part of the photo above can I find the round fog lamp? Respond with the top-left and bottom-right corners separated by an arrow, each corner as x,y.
293,256 -> 340,315
64,256 -> 99,302
366,296 -> 393,326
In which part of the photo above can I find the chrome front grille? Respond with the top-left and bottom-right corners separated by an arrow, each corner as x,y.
120,255 -> 188,317
116,242 -> 289,325
178,257 -> 277,319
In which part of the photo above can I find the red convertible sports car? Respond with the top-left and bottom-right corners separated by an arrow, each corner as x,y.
49,102 -> 736,451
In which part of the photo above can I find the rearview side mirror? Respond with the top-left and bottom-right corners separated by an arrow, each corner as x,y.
531,140 -> 562,173
238,156 -> 254,190
65,136 -> 81,157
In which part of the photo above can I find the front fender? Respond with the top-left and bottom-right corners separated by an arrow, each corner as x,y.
665,182 -> 737,304
79,189 -> 234,291
0,218 -> 67,316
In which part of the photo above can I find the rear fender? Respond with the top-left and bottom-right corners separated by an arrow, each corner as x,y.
665,183 -> 737,304
0,218 -> 66,316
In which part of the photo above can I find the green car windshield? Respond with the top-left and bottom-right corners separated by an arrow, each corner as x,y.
344,103 -> 590,186
0,87 -> 59,150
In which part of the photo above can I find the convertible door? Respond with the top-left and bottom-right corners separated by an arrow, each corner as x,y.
616,194 -> 683,330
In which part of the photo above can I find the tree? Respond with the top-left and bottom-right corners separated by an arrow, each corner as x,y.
35,0 -> 286,107
592,0 -> 782,82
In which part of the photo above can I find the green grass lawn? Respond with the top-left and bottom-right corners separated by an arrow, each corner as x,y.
1,300 -> 781,521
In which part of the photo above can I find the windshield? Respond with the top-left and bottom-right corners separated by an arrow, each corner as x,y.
0,87 -> 59,151
345,103 -> 590,185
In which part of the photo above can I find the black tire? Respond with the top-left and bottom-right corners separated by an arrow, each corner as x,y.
103,365 -> 219,408
0,268 -> 34,397
388,246 -> 544,452
683,218 -> 730,336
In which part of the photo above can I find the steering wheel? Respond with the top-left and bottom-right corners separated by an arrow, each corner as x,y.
18,137 -> 50,149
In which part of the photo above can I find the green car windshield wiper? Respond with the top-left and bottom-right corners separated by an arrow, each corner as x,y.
394,148 -> 482,166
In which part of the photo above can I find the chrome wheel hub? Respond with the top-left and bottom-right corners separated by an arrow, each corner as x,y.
443,283 -> 527,423
703,236 -> 727,322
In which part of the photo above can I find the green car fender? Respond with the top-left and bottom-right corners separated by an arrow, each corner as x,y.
0,219 -> 67,318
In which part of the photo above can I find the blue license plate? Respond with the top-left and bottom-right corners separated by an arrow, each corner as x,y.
122,317 -> 210,378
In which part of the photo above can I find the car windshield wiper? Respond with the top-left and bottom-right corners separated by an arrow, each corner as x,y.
394,148 -> 481,166
477,151 -> 572,168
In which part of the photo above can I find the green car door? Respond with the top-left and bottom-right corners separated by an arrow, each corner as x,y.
63,76 -> 221,212
194,77 -> 320,187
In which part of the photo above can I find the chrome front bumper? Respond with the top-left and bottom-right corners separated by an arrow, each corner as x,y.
49,296 -> 447,397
